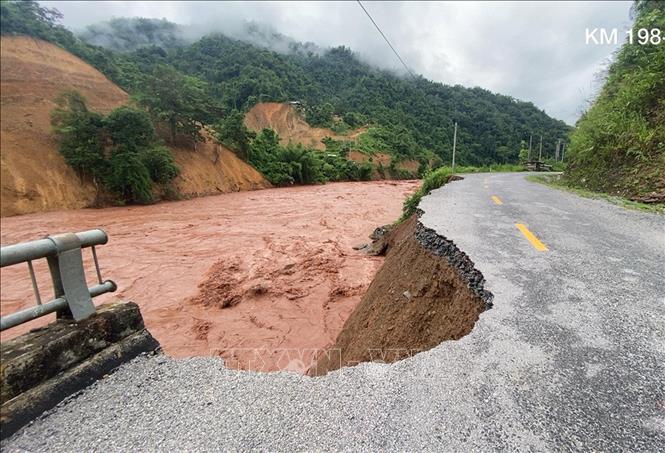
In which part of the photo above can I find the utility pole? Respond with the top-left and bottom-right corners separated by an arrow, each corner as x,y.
555,139 -> 561,161
561,142 -> 566,163
538,135 -> 543,161
528,134 -> 532,160
451,121 -> 458,173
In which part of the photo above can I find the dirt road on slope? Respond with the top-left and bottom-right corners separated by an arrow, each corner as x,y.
0,180 -> 419,371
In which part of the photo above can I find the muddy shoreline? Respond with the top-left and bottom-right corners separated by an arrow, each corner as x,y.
1,180 -> 419,371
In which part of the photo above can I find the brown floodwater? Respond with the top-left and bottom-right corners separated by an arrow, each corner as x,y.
0,181 -> 418,371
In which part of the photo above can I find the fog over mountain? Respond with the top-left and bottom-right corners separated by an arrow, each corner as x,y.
41,1 -> 633,124
78,18 -> 324,56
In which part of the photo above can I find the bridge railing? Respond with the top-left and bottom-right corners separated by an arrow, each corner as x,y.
0,229 -> 117,331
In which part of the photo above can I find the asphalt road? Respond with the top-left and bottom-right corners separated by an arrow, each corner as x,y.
4,173 -> 665,451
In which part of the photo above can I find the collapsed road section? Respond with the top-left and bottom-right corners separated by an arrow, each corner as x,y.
311,213 -> 493,375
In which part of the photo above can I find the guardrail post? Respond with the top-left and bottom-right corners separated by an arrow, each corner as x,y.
45,233 -> 96,321
1,229 -> 116,331
46,253 -> 67,319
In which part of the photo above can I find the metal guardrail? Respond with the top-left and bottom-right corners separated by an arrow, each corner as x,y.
0,229 -> 117,331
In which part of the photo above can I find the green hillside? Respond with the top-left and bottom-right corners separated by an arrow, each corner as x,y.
565,1 -> 665,201
1,0 -> 570,170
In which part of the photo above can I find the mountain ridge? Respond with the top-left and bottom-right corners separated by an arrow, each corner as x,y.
55,15 -> 571,166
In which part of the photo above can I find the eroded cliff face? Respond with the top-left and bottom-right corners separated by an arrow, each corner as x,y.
244,102 -> 367,150
0,36 -> 269,217
310,214 -> 493,376
0,36 -> 125,216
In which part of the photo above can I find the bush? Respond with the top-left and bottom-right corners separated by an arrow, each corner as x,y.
106,152 -> 153,203
51,90 -> 107,179
104,106 -> 155,149
359,162 -> 373,181
140,146 -> 179,184
401,166 -> 453,221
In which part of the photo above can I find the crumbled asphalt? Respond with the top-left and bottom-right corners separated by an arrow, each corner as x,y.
3,173 -> 664,451
416,218 -> 493,307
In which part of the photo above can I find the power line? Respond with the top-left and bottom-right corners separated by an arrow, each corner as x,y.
356,0 -> 415,78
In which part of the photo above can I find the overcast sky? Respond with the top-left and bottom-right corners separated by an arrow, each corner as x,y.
41,1 -> 634,125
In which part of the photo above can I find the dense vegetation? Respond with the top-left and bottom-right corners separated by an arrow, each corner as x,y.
565,1 -> 664,199
1,0 -> 570,171
245,128 -> 373,185
51,91 -> 178,204
164,35 -> 570,166
211,111 -> 374,184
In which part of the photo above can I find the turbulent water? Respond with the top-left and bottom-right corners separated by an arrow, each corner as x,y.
0,181 -> 418,371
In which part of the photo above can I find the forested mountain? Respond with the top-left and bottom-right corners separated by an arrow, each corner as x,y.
1,1 -> 569,168
566,1 -> 664,200
79,18 -> 186,52
165,36 -> 570,165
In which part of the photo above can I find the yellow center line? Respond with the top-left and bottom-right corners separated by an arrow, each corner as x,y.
515,224 -> 549,251
491,195 -> 503,205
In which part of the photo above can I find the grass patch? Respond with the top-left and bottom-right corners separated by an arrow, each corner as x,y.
527,174 -> 665,215
400,167 -> 453,221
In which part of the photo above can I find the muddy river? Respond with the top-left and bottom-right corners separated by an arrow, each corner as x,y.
0,181 -> 418,371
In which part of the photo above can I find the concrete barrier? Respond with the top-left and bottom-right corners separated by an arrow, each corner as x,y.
0,301 -> 160,439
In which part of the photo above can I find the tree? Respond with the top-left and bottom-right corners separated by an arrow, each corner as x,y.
106,152 -> 153,204
134,65 -> 215,144
50,90 -> 107,180
342,112 -> 366,128
250,128 -> 280,163
518,141 -> 529,164
306,102 -> 334,127
104,106 -> 156,149
214,110 -> 256,159
0,0 -> 63,39
496,145 -> 513,164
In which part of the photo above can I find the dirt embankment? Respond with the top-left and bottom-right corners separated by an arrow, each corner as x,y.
0,36 -> 269,217
310,214 -> 493,376
244,102 -> 366,150
0,36 -> 126,217
170,135 -> 269,198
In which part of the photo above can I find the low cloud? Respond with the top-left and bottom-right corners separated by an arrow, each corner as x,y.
41,0 -> 633,124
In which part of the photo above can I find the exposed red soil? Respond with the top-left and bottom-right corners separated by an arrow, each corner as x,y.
0,36 -> 127,217
310,215 -> 489,376
347,150 -> 392,167
0,180 -> 419,372
244,102 -> 366,150
0,36 -> 269,217
347,150 -> 420,179
169,134 -> 270,197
